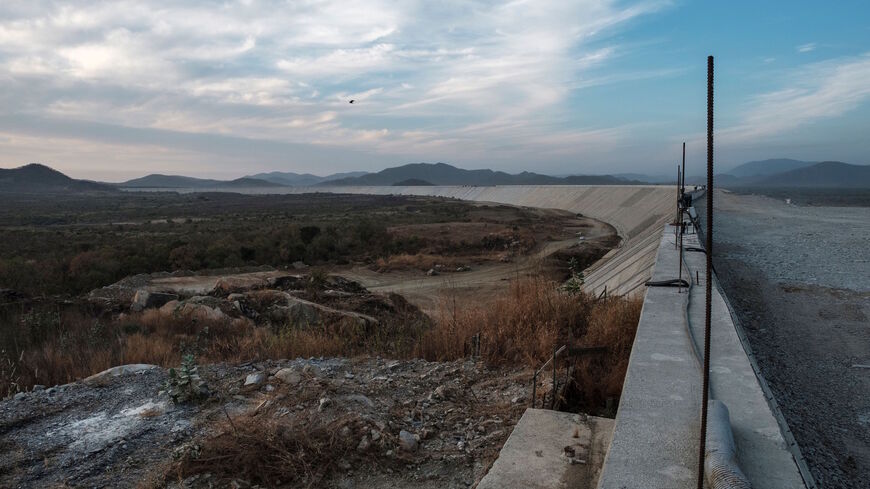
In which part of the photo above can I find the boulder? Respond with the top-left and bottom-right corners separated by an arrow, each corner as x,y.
399,430 -> 418,452
130,290 -> 178,312
244,372 -> 266,386
83,364 -> 158,384
274,367 -> 302,386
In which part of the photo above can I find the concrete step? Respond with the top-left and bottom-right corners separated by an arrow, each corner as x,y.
478,409 -> 614,489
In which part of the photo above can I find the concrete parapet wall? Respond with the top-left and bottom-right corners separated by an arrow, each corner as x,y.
596,224 -> 806,488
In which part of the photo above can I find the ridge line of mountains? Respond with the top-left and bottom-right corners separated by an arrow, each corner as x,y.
1,159 -> 868,193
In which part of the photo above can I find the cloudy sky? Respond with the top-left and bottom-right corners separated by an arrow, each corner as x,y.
1,0 -> 868,181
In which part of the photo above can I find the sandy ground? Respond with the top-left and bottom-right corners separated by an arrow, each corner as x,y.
702,190 -> 870,488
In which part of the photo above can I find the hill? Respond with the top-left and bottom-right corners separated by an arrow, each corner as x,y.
245,170 -> 369,186
323,162 -> 634,186
726,158 -> 816,178
0,164 -> 116,193
119,174 -> 282,189
753,161 -> 870,187
392,178 -> 434,186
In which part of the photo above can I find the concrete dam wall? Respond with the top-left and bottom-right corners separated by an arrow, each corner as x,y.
302,185 -> 677,297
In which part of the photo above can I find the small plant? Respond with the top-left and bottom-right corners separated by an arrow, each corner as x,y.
568,257 -> 582,274
306,268 -> 328,291
164,354 -> 209,404
560,271 -> 585,295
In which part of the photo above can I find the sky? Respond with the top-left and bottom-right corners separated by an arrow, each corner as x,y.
0,0 -> 868,181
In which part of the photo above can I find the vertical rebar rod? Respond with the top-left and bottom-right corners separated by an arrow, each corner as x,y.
676,165 -> 682,231
682,142 -> 686,194
697,54 -> 714,489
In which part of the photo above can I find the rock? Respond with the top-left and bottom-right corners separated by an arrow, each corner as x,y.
14,392 -> 26,400
426,269 -> 439,276
399,430 -> 418,452
292,261 -> 309,270
32,384 -> 45,391
84,364 -> 158,384
431,385 -> 454,400
318,397 -> 332,412
302,364 -> 322,377
130,289 -> 179,312
244,372 -> 266,386
274,367 -> 302,385
357,435 -> 371,452
511,395 -> 526,404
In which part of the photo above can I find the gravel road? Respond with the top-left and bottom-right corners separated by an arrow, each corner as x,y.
700,190 -> 870,488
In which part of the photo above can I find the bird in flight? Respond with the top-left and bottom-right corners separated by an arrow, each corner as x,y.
349,99 -> 355,104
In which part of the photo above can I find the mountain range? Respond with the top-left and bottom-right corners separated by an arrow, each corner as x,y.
682,159 -> 870,188
1,159 -> 868,194
0,164 -> 115,193
119,174 -> 283,189
245,170 -> 369,186
319,162 -> 634,186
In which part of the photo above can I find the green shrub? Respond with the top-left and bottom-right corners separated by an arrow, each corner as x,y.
165,354 -> 209,404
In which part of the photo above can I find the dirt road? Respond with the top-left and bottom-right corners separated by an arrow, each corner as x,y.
702,190 -> 870,488
342,211 -> 616,314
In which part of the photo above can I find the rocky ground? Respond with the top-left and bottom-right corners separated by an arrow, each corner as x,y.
702,190 -> 870,488
1,357 -> 532,488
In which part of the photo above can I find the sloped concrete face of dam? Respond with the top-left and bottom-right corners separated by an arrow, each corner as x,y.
300,185 -> 677,297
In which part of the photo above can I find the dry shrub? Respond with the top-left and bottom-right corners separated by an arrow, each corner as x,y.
4,277 -> 640,411
568,296 -> 642,411
168,412 -> 361,488
375,253 -> 465,272
418,276 -> 641,414
419,276 -> 591,367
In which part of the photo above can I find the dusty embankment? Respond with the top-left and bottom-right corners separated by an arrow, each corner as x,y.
701,190 -> 870,488
342,205 -> 616,313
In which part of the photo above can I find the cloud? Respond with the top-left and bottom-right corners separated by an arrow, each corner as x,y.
718,53 -> 870,144
0,0 -> 672,177
796,43 -> 816,53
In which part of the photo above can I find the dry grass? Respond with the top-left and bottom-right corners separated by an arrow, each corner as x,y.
374,253 -> 475,272
3,278 -> 640,410
420,277 -> 641,412
166,411 -> 363,488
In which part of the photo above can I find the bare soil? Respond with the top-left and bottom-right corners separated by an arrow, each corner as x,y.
343,203 -> 617,313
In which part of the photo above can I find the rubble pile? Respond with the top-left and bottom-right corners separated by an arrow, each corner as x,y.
1,357 -> 532,488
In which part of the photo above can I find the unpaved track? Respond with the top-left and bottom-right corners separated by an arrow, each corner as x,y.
342,217 -> 614,313
702,190 -> 870,488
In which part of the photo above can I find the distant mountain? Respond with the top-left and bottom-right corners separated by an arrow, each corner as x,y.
322,162 -> 635,186
119,174 -> 282,189
392,178 -> 434,186
0,163 -> 116,193
613,172 -> 672,184
245,170 -> 369,186
753,161 -> 870,187
726,158 -> 816,178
